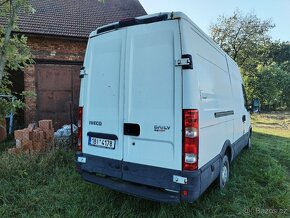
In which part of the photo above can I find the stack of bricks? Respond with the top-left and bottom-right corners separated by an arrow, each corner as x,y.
8,120 -> 55,155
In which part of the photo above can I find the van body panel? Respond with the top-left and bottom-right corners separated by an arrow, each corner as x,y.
227,57 -> 244,142
179,19 -> 234,168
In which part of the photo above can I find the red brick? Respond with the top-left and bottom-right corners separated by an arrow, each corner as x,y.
39,120 -> 53,130
32,129 -> 44,143
23,129 -> 32,140
22,140 -> 33,151
44,129 -> 54,139
14,130 -> 24,140
39,130 -> 45,140
14,129 -> 32,141
33,141 -> 42,153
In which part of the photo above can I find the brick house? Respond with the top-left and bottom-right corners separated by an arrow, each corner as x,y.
5,0 -> 146,129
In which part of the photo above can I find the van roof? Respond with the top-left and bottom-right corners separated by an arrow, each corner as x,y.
90,12 -> 183,37
90,12 -> 236,65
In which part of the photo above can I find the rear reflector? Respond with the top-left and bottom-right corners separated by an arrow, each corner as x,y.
182,190 -> 188,196
183,110 -> 199,170
77,107 -> 83,152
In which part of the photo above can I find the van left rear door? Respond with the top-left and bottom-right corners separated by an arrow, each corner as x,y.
82,29 -> 126,178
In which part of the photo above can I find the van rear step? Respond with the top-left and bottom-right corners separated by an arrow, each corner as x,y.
81,171 -> 180,203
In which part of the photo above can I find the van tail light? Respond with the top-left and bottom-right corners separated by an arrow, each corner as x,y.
77,107 -> 83,152
182,109 -> 199,170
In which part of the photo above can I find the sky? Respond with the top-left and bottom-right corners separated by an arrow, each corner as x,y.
138,0 -> 290,41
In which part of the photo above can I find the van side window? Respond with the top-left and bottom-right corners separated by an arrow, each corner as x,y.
242,84 -> 248,109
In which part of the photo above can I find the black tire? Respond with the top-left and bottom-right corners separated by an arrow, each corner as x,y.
219,155 -> 229,189
245,136 -> 252,150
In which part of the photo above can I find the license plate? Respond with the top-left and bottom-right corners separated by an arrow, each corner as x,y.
89,137 -> 115,149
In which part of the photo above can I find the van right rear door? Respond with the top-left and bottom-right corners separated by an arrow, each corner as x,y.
122,20 -> 183,190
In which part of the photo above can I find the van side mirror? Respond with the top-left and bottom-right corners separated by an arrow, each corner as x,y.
251,98 -> 260,113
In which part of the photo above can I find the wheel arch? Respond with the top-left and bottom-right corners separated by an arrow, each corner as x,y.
220,140 -> 234,162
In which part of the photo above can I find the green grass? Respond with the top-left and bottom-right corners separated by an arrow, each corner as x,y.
0,112 -> 289,217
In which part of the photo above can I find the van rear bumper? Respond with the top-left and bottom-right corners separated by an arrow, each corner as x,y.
80,170 -> 181,203
76,153 -> 204,203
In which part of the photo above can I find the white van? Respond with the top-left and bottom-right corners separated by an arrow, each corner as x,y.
76,12 -> 252,203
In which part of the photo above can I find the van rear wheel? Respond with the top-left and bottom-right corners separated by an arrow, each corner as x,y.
219,155 -> 229,189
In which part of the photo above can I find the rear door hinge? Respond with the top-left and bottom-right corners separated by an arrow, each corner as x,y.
80,66 -> 87,78
175,54 -> 193,69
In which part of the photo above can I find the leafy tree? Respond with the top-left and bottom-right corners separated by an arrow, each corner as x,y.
0,0 -> 34,127
0,0 -> 34,81
210,10 -> 290,110
243,63 -> 289,109
209,9 -> 275,74
265,41 -> 290,72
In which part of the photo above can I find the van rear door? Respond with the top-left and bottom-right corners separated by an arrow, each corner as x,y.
122,21 -> 183,190
82,29 -> 126,178
83,20 -> 182,190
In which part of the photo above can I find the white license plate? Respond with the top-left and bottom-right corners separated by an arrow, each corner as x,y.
89,137 -> 115,149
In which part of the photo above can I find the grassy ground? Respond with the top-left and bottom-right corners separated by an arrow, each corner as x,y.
0,112 -> 289,217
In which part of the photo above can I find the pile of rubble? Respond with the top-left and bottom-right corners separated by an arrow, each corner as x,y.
8,120 -> 55,155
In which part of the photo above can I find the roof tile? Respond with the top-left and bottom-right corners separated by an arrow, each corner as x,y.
0,0 -> 146,38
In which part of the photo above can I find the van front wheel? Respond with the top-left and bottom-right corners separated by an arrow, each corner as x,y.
219,155 -> 229,189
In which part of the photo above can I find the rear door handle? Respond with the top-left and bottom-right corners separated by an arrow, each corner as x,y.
242,115 -> 246,122
124,123 -> 140,136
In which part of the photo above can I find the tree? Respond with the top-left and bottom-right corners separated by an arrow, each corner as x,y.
0,0 -> 34,125
243,63 -> 289,109
209,10 -> 290,110
266,41 -> 290,71
209,10 -> 275,73
0,0 -> 34,82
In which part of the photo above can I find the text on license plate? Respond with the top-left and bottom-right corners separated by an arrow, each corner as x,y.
89,137 -> 115,149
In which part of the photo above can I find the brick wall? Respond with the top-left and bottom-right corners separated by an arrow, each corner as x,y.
28,36 -> 87,62
23,35 -> 87,125
24,64 -> 37,123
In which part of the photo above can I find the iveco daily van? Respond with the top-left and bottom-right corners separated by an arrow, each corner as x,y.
76,12 -> 252,203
